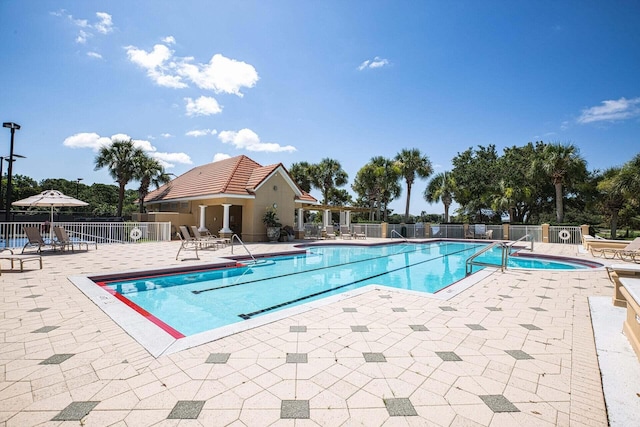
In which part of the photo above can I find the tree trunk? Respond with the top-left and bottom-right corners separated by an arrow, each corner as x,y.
610,210 -> 619,239
117,183 -> 125,217
443,202 -> 450,223
554,182 -> 563,223
404,183 -> 412,222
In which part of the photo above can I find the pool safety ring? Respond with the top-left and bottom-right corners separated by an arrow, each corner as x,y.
558,229 -> 571,241
130,227 -> 142,240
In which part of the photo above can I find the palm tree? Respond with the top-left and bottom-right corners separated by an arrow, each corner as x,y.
424,172 -> 455,223
534,143 -> 586,223
133,154 -> 171,213
94,139 -> 144,217
597,168 -> 626,239
395,148 -> 433,222
289,161 -> 313,193
310,158 -> 348,205
372,156 -> 401,222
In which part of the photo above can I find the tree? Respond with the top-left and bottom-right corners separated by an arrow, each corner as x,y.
94,139 -> 145,217
372,156 -> 401,222
310,158 -> 348,205
596,168 -> 626,238
451,145 -> 500,222
395,148 -> 433,222
289,161 -> 313,193
424,172 -> 456,223
133,154 -> 171,213
533,142 -> 587,223
352,163 -> 381,220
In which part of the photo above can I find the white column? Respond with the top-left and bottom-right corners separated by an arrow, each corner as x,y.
345,211 -> 351,227
324,209 -> 331,228
220,204 -> 232,233
297,208 -> 304,231
198,205 -> 207,231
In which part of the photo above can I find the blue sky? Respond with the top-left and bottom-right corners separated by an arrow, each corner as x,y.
1,1 -> 639,216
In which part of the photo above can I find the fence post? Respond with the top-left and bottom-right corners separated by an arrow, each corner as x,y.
463,223 -> 470,239
580,224 -> 590,237
503,223 -> 510,240
381,222 -> 388,238
542,223 -> 550,243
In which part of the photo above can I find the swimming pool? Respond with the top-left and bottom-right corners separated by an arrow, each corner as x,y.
91,241 -> 597,338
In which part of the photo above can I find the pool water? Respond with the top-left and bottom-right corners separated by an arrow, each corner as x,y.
97,241 -> 593,337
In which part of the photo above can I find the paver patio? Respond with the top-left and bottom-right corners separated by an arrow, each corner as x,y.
0,238 -> 628,425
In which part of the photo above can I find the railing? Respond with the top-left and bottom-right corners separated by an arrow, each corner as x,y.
351,223 -> 383,238
509,225 -> 543,243
506,233 -> 534,252
466,241 -> 506,275
230,234 -> 257,263
430,224 -> 465,239
0,221 -> 172,248
390,229 -> 407,241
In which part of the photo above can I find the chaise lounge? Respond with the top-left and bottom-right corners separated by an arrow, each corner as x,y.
0,248 -> 43,274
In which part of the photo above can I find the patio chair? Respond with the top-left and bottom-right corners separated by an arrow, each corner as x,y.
0,248 -> 43,275
176,228 -> 200,260
53,226 -> 96,251
190,226 -> 228,248
21,226 -> 62,253
340,226 -> 352,240
353,225 -> 366,239
481,229 -> 494,240
324,225 -> 337,239
592,237 -> 640,261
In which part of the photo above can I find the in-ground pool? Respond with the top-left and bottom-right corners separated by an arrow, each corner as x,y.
88,241 -> 599,340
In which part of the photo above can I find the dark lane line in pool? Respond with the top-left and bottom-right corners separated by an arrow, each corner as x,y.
237,245 -> 478,320
192,243 -> 428,294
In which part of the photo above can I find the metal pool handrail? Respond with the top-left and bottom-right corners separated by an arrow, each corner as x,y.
506,233 -> 534,251
230,234 -> 257,264
466,241 -> 507,275
391,229 -> 407,241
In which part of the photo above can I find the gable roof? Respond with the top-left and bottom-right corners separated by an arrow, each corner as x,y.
145,155 -> 318,204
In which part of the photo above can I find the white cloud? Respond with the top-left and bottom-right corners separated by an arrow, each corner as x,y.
358,56 -> 390,71
213,153 -> 232,162
150,152 -> 193,165
186,129 -> 217,137
177,54 -> 259,96
94,12 -> 113,34
87,51 -> 102,59
62,132 -> 112,150
54,10 -> 114,45
185,96 -> 222,116
125,44 -> 188,89
125,39 -> 259,96
578,97 -> 640,124
218,128 -> 296,153
63,132 -> 192,168
160,133 -> 173,138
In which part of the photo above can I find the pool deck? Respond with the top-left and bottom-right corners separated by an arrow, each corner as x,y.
1,239 -> 638,426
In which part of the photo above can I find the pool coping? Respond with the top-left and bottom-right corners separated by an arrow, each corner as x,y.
68,251 -> 498,357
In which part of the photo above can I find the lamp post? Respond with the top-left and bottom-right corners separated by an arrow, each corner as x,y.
2,122 -> 20,223
0,154 -> 25,206
76,177 -> 83,198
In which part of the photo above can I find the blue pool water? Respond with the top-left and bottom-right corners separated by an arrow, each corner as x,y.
97,241 -> 596,337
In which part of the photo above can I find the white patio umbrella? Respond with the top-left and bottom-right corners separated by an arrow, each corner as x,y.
12,189 -> 89,238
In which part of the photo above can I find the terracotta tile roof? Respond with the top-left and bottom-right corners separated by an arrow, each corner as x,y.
145,155 -> 318,204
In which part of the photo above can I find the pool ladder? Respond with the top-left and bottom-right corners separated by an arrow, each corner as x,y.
465,234 -> 533,275
230,234 -> 258,264
391,229 -> 408,241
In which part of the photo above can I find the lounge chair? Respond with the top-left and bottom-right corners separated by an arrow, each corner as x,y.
325,225 -> 337,239
340,226 -> 352,240
352,225 -> 366,239
190,226 -> 229,248
21,226 -> 62,253
53,226 -> 96,251
482,229 -> 494,240
176,228 -> 200,260
592,237 -> 640,261
0,248 -> 42,274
